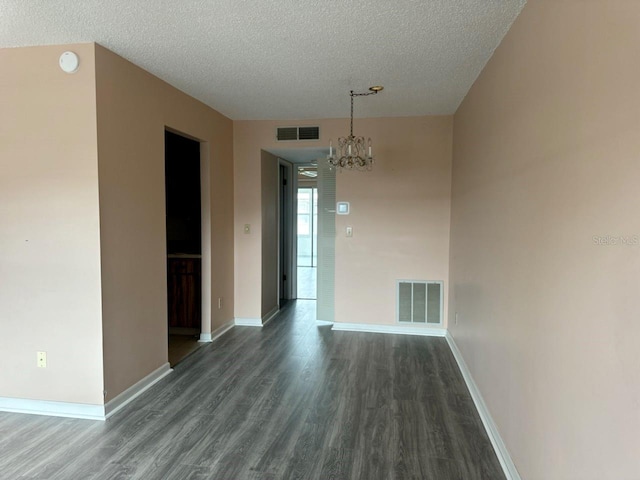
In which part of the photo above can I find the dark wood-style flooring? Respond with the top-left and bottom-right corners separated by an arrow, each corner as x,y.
0,300 -> 504,479
168,334 -> 202,367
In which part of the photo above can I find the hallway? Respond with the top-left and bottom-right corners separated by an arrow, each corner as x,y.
296,266 -> 317,299
0,301 -> 503,479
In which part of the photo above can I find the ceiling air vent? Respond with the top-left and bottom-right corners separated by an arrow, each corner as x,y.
276,126 -> 320,141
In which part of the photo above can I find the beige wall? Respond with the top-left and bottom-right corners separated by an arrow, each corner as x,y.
0,44 -> 104,404
0,43 -> 234,406
261,151 -> 279,317
449,1 -> 640,478
335,117 -> 452,325
233,123 -> 269,319
234,117 -> 452,325
95,45 -> 234,401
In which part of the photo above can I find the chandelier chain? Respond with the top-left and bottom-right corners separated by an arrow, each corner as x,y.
350,91 -> 354,137
349,90 -> 378,137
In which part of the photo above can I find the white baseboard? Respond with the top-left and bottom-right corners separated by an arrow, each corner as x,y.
235,308 -> 280,327
445,332 -> 520,480
199,320 -> 234,342
199,332 -> 213,342
262,307 -> 279,326
0,396 -> 106,421
104,362 -> 172,419
0,363 -> 172,421
234,317 -> 263,327
332,322 -> 446,337
316,320 -> 333,326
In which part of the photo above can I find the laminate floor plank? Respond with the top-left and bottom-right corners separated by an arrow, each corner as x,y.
0,300 -> 504,480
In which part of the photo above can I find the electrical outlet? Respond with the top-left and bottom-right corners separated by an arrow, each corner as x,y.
346,226 -> 353,237
37,351 -> 47,368
218,297 -> 223,309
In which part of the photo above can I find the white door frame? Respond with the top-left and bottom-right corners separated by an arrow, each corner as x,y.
199,141 -> 212,341
164,126 -> 212,343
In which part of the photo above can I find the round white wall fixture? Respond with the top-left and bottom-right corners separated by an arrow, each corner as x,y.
59,51 -> 79,73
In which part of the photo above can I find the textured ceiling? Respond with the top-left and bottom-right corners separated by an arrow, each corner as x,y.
0,0 -> 526,120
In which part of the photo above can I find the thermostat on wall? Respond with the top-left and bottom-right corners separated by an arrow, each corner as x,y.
337,202 -> 350,215
59,51 -> 79,73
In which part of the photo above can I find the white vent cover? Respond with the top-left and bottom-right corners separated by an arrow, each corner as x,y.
276,126 -> 320,141
397,280 -> 443,325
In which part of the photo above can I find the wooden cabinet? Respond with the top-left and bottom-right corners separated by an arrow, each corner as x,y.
167,257 -> 201,329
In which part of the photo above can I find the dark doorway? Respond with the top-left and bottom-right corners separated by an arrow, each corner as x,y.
165,130 -> 202,366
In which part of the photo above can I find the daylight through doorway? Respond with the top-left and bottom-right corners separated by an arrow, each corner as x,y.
297,187 -> 317,300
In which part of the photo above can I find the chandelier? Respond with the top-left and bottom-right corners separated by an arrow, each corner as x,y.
328,86 -> 383,171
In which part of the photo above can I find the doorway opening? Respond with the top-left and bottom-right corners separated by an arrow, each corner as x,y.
268,146 -> 335,323
165,130 -> 203,366
296,166 -> 318,300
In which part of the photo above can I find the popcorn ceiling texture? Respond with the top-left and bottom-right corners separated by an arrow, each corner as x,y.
1,0 -> 526,120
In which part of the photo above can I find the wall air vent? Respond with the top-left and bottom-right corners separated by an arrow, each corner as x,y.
397,280 -> 443,325
276,126 -> 320,141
